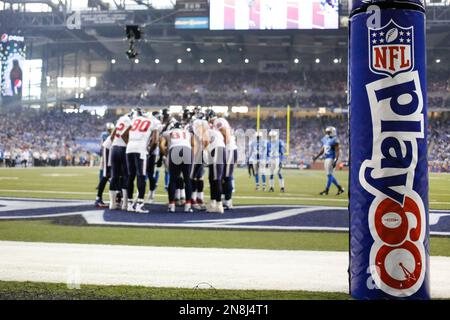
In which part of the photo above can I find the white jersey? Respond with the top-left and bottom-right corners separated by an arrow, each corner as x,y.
228,134 -> 238,151
164,128 -> 192,150
126,115 -> 159,156
213,117 -> 230,131
208,128 -> 226,151
213,117 -> 234,149
112,115 -> 132,147
192,119 -> 209,139
102,136 -> 112,150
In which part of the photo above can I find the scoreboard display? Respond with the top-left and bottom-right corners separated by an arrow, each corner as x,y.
209,0 -> 339,30
175,0 -> 209,29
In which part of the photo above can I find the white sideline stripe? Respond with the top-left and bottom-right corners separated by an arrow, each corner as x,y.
0,189 -> 94,195
1,189 -> 450,205
0,199 -> 90,213
0,241 -> 449,298
184,207 -> 331,224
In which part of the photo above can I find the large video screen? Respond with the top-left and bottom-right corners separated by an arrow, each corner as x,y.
1,33 -> 26,100
209,0 -> 339,30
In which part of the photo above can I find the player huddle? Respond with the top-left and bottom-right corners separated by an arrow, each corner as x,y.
94,107 -> 237,214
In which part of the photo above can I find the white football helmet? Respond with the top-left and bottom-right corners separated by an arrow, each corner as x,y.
269,130 -> 279,139
325,126 -> 337,137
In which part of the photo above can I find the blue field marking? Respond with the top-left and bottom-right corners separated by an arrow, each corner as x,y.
0,197 -> 449,235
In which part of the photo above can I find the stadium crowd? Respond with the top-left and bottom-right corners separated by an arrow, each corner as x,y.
0,108 -> 116,168
79,69 -> 449,109
80,70 -> 350,109
0,107 -> 448,172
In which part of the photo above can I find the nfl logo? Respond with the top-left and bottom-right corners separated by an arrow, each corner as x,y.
369,20 -> 414,77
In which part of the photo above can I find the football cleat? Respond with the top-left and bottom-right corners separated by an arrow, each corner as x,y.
280,187 -> 285,193
223,200 -> 233,210
168,203 -> 176,213
216,202 -> 225,214
134,201 -> 149,214
95,199 -> 108,208
269,187 -> 275,192
194,199 -> 207,211
127,202 -> 136,212
207,200 -> 217,213
184,203 -> 193,213
319,189 -> 329,196
336,187 -> 345,196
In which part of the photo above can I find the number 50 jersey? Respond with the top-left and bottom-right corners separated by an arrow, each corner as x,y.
126,116 -> 159,156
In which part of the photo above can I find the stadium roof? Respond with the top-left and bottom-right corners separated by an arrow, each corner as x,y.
0,0 -> 448,66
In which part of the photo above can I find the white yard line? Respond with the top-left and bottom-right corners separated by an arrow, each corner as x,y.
1,190 -> 449,206
0,241 -> 448,298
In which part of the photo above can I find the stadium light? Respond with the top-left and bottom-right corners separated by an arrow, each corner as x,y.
315,58 -> 320,64
199,59 -> 205,64
154,58 -> 160,64
177,58 -> 182,64
333,58 -> 339,64
186,47 -> 191,52
169,105 -> 183,113
211,106 -> 229,114
294,58 -> 299,64
111,59 -> 116,64
89,77 -> 97,88
436,59 -> 441,64
217,58 -> 223,64
134,58 -> 139,64
244,58 -> 249,64
231,106 -> 249,113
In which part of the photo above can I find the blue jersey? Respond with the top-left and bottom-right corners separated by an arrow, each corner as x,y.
268,140 -> 285,161
249,139 -> 269,162
321,136 -> 338,159
101,131 -> 109,142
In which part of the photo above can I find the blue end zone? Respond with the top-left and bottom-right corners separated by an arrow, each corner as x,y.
0,198 -> 449,235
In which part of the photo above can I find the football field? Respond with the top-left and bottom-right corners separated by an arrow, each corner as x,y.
0,166 -> 449,208
0,167 -> 449,299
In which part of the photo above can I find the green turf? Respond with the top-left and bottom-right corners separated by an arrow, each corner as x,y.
0,219 -> 349,251
0,281 -> 350,300
0,220 -> 449,256
0,167 -> 449,209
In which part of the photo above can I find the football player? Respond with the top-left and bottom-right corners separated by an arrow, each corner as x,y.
95,122 -> 115,208
313,126 -> 345,196
205,109 -> 226,213
211,113 -> 236,210
190,108 -> 209,211
158,108 -> 172,192
126,108 -> 159,213
268,130 -> 286,193
160,121 -> 194,213
109,112 -> 133,210
249,131 -> 269,191
146,110 -> 163,204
